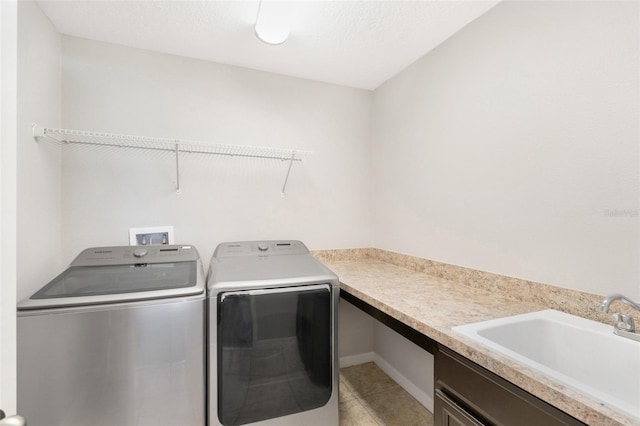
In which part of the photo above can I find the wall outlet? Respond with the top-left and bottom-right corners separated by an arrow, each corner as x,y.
129,226 -> 174,246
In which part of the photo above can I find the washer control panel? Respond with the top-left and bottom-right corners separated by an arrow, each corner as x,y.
71,244 -> 198,266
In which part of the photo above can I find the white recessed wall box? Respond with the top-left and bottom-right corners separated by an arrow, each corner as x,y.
129,226 -> 175,246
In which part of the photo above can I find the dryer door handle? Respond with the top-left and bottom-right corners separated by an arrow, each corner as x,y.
220,283 -> 330,302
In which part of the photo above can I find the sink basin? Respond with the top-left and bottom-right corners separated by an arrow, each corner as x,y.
453,309 -> 640,420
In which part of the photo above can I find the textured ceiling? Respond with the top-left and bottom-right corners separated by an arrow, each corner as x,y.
36,1 -> 500,90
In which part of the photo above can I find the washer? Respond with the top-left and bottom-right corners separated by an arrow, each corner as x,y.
17,245 -> 206,426
207,240 -> 339,426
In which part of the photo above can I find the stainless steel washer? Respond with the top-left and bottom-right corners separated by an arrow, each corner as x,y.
207,240 -> 339,426
17,245 -> 206,426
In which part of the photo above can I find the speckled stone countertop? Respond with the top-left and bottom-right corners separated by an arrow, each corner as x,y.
312,248 -> 639,426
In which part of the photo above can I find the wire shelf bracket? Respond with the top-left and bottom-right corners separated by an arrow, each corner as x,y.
32,124 -> 312,195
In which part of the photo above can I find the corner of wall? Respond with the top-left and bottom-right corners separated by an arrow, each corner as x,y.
16,0 -> 63,300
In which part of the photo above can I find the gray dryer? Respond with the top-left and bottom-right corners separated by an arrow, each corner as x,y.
207,240 -> 339,426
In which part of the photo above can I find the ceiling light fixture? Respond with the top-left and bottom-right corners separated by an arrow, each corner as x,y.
255,0 -> 290,45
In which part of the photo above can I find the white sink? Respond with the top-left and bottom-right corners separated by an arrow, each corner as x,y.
453,309 -> 640,421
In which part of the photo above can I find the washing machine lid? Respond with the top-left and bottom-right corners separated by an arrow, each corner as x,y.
18,245 -> 204,310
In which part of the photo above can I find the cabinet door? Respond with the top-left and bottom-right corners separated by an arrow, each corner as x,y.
435,389 -> 485,426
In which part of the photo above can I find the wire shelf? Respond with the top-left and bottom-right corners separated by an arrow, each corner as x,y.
32,124 -> 313,194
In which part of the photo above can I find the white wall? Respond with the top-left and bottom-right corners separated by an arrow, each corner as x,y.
0,0 -> 18,413
372,1 -> 640,299
338,303 -> 434,412
338,300 -> 374,363
374,322 -> 434,411
61,36 -> 372,271
337,297 -> 434,411
16,1 -> 62,301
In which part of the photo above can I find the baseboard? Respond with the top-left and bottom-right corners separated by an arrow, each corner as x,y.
373,353 -> 434,412
339,351 -> 375,368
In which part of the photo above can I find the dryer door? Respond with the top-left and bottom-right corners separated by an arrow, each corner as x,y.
217,284 -> 332,426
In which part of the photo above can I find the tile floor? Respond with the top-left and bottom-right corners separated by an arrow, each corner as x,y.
339,362 -> 434,426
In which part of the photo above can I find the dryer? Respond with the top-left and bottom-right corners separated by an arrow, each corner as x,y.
17,245 -> 206,426
207,240 -> 339,426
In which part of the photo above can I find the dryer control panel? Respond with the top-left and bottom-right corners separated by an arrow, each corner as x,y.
213,240 -> 309,258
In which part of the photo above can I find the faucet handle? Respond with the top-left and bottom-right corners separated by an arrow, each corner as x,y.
613,313 -> 635,332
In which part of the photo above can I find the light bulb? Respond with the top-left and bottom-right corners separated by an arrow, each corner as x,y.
255,0 -> 290,45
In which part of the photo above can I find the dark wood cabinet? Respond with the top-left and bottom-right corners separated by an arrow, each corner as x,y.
434,346 -> 586,426
435,389 -> 485,426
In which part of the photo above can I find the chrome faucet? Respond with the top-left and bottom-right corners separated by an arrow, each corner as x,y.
599,293 -> 640,342
599,293 -> 640,313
